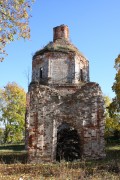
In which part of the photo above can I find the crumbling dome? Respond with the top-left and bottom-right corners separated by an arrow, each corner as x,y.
32,24 -> 89,85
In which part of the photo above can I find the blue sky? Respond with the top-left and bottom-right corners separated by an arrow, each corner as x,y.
0,0 -> 120,98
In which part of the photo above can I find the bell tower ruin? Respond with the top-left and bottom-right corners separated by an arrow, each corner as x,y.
26,25 -> 105,163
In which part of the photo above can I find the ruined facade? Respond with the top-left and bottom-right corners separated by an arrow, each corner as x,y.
26,25 -> 105,163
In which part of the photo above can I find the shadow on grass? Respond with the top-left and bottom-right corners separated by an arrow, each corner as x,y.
0,144 -> 25,151
0,142 -> 120,165
0,144 -> 28,163
0,152 -> 28,164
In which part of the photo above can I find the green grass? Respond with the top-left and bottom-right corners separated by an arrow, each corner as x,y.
0,144 -> 27,164
107,144 -> 120,151
0,142 -> 119,179
0,144 -> 25,151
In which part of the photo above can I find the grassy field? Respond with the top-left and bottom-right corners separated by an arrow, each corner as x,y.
0,142 -> 120,180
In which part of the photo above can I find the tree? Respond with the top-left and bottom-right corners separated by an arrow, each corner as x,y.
104,96 -> 113,137
104,96 -> 120,138
105,55 -> 120,138
0,128 -> 4,144
0,0 -> 34,62
112,54 -> 120,112
109,54 -> 120,138
0,82 -> 26,143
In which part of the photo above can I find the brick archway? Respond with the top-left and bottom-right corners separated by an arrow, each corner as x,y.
56,122 -> 81,162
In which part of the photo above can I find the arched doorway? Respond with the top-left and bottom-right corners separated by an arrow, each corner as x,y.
56,122 -> 81,162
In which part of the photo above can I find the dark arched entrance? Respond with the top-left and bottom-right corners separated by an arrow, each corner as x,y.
56,123 -> 81,162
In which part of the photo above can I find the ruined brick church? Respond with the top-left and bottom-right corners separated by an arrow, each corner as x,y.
25,25 -> 105,163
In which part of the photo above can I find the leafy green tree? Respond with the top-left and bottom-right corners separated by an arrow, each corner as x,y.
112,54 -> 120,112
0,0 -> 34,62
0,82 -> 26,143
108,54 -> 120,138
104,96 -> 120,138
104,96 -> 113,137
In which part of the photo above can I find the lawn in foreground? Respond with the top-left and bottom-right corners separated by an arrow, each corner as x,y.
0,142 -> 119,180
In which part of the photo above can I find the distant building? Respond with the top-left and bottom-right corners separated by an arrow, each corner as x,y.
26,25 -> 105,163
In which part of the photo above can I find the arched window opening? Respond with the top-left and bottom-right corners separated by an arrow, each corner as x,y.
40,67 -> 43,79
80,69 -> 84,81
56,123 -> 81,162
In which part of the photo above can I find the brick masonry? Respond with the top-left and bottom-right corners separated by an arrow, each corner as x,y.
26,25 -> 106,163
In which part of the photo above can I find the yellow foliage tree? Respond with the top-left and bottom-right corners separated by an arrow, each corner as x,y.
0,0 -> 34,61
104,96 -> 120,137
0,82 -> 26,143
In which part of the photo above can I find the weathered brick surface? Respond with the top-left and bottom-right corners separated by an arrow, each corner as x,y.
26,25 -> 105,163
53,24 -> 69,41
26,82 -> 105,163
32,52 -> 89,85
